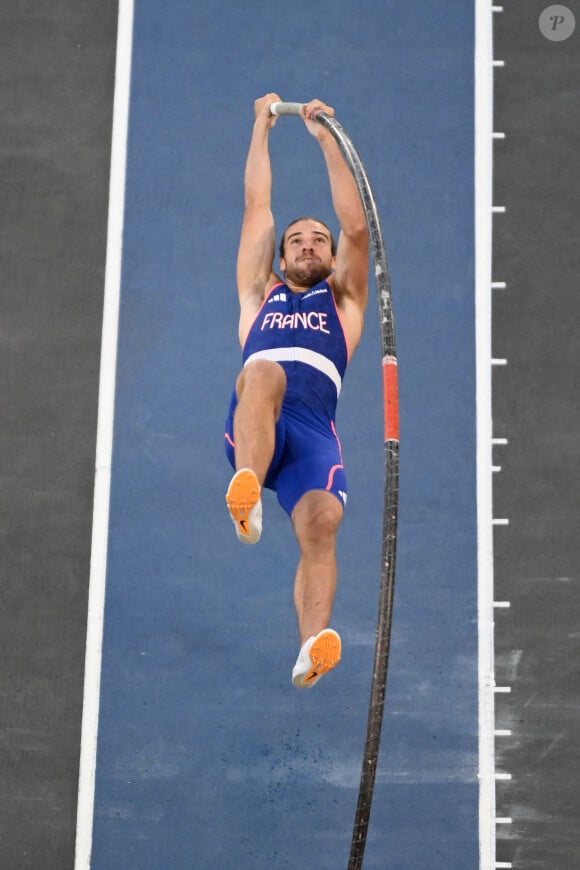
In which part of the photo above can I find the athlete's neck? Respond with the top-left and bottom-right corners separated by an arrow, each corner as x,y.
283,274 -> 331,295
285,280 -> 311,295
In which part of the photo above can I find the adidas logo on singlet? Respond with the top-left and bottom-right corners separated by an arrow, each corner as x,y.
268,292 -> 288,303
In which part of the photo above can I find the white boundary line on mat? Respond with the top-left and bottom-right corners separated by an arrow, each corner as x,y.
74,2 -> 135,867
475,1 -> 497,868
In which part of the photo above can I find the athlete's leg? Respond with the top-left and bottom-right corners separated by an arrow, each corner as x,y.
233,359 -> 286,484
291,489 -> 343,644
225,360 -> 286,544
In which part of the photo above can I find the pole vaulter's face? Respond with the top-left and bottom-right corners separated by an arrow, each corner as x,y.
280,219 -> 336,288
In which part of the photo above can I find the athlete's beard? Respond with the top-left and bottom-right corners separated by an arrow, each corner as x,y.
284,257 -> 332,289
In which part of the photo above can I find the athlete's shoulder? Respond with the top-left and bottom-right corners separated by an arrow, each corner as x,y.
327,273 -> 361,309
326,274 -> 365,352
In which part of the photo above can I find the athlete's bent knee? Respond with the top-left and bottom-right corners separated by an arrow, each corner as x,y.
293,493 -> 343,544
236,359 -> 286,402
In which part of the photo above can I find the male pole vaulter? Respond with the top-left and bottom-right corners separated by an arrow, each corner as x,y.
224,93 -> 368,688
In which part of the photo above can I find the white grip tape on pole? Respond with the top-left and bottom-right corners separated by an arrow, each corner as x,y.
269,101 -> 303,116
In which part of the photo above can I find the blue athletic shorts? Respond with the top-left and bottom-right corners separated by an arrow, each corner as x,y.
224,393 -> 347,517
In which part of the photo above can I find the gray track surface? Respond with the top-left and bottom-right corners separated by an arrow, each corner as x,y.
492,3 -> 580,867
0,3 -> 117,867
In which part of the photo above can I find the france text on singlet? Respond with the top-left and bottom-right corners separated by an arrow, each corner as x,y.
242,280 -> 349,420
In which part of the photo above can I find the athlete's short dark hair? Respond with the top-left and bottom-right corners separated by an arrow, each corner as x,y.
279,216 -> 337,258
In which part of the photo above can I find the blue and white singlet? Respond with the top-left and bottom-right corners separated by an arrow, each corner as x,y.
225,280 -> 350,516
242,280 -> 348,419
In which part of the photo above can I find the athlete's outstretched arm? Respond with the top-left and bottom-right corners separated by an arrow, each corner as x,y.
236,94 -> 282,342
302,100 -> 369,316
